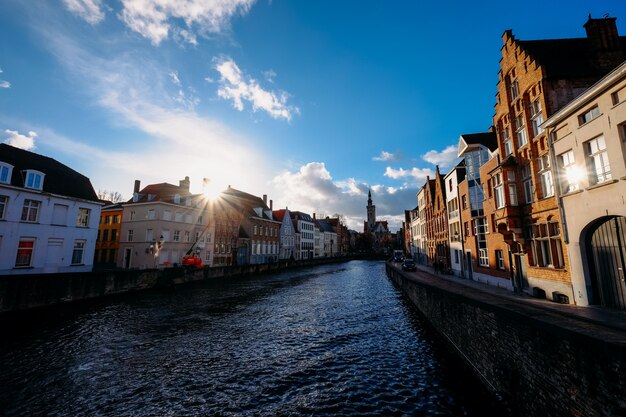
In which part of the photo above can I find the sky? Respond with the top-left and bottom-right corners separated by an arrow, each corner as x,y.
1,0 -> 626,231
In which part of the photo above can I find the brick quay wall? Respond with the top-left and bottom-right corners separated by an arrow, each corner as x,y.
386,263 -> 626,417
0,256 -> 370,314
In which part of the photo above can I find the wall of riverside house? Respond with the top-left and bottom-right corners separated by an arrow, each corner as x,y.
386,263 -> 626,417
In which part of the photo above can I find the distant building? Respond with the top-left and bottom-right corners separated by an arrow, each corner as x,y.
274,208 -> 296,260
444,161 -> 466,276
290,211 -> 315,260
363,189 -> 391,251
95,202 -> 123,268
0,144 -> 101,274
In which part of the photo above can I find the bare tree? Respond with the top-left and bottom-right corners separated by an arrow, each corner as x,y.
97,189 -> 125,203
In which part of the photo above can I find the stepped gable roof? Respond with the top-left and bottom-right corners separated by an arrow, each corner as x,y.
0,143 -> 98,201
519,37 -> 626,79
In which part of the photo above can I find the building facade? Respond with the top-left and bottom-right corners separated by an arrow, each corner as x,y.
444,162 -> 465,276
274,208 -> 296,260
545,61 -> 626,309
0,144 -> 100,274
95,203 -> 122,268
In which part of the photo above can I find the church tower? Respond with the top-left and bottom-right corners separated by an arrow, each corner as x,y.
366,189 -> 376,232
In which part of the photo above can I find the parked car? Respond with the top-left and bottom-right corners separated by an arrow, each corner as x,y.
402,259 -> 417,271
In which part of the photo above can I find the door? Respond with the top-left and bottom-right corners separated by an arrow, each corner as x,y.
465,251 -> 473,280
44,238 -> 63,272
587,216 -> 626,310
123,248 -> 132,269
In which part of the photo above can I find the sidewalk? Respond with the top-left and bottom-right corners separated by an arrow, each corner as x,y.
392,261 -> 626,335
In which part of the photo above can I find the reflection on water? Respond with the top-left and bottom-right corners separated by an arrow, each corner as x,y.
0,261 -> 505,416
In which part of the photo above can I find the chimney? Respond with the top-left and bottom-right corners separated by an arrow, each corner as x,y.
179,176 -> 190,191
584,15 -> 624,70
134,180 -> 141,193
263,194 -> 267,205
313,213 -> 316,220
270,199 -> 273,210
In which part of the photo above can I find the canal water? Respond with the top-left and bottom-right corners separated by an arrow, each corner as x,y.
0,261 -> 505,416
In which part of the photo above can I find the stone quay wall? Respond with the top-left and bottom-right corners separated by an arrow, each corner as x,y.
386,263 -> 626,417
0,257 -> 350,314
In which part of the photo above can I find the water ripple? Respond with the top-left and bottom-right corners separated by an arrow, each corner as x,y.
0,261 -> 505,416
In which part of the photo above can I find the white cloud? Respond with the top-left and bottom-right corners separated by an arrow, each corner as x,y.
0,68 -> 10,89
264,69 -> 277,83
119,0 -> 256,45
214,57 -> 298,121
272,162 -> 418,231
3,129 -> 37,150
421,145 -> 459,169
384,166 -> 434,182
63,0 -> 105,24
169,71 -> 181,86
372,150 -> 398,162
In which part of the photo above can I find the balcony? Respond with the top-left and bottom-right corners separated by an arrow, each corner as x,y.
448,209 -> 459,219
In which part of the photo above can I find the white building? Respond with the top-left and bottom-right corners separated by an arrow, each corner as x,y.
316,217 -> 338,257
545,61 -> 626,310
444,162 -> 466,277
118,178 -> 214,269
415,186 -> 427,264
290,211 -> 315,260
274,208 -> 296,260
0,144 -> 101,274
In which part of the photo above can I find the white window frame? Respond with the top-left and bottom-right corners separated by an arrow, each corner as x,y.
521,164 -> 533,203
77,207 -> 90,227
0,195 -> 8,220
530,99 -> 544,137
21,199 -> 41,222
71,240 -> 86,265
496,250 -> 504,270
502,127 -> 513,157
127,229 -> 134,242
515,114 -> 527,148
578,106 -> 600,125
24,170 -> 45,190
585,136 -> 611,185
493,173 -> 505,209
15,238 -> 35,267
0,163 -> 13,184
538,155 -> 554,198
479,248 -> 489,267
558,150 -> 579,193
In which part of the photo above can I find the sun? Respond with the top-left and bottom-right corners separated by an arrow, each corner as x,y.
202,179 -> 222,201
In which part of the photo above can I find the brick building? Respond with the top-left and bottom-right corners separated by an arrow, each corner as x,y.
483,15 -> 626,300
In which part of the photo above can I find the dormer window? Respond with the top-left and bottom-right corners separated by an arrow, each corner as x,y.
0,163 -> 13,184
24,170 -> 44,190
174,194 -> 180,204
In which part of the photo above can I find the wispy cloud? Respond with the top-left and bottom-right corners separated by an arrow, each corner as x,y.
3,129 -> 37,150
0,68 -> 10,89
384,166 -> 434,182
214,57 -> 299,121
119,0 -> 256,45
421,145 -> 459,169
63,0 -> 106,25
372,150 -> 398,162
264,69 -> 277,83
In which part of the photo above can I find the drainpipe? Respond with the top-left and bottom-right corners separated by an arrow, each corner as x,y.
547,129 -> 570,244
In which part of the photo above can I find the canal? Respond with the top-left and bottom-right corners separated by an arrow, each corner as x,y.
0,261 -> 505,416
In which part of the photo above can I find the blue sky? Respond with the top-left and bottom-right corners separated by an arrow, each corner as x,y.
1,0 -> 625,230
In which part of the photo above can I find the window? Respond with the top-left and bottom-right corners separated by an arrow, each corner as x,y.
127,229 -> 134,242
24,170 -> 44,190
585,136 -> 611,185
0,163 -> 13,184
197,215 -> 203,224
529,99 -> 544,137
111,229 -> 117,241
479,249 -> 489,267
174,194 -> 180,204
113,215 -> 119,224
521,164 -> 533,203
493,173 -> 505,209
558,150 -> 579,193
71,240 -> 85,265
184,231 -> 190,242
161,229 -> 170,241
538,155 -> 554,198
146,229 -> 154,242
148,209 -> 156,220
461,195 -> 467,210
464,221 -> 470,237
15,239 -> 35,267
502,126 -> 512,156
509,78 -> 520,100
21,199 -> 40,222
0,195 -> 8,219
130,210 -> 136,220
175,212 -> 183,222
103,229 -> 109,241
528,221 -> 564,268
173,230 -> 180,242
515,114 -> 527,147
578,106 -> 600,125
496,250 -> 505,270
105,216 -> 111,224
163,210 -> 172,221
508,183 -> 518,206
77,208 -> 90,227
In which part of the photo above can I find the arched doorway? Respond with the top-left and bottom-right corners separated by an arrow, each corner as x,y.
585,216 -> 626,310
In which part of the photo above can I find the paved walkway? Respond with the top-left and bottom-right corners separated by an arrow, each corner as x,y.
390,261 -> 626,335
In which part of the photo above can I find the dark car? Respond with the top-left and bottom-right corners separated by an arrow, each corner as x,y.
402,259 -> 417,271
